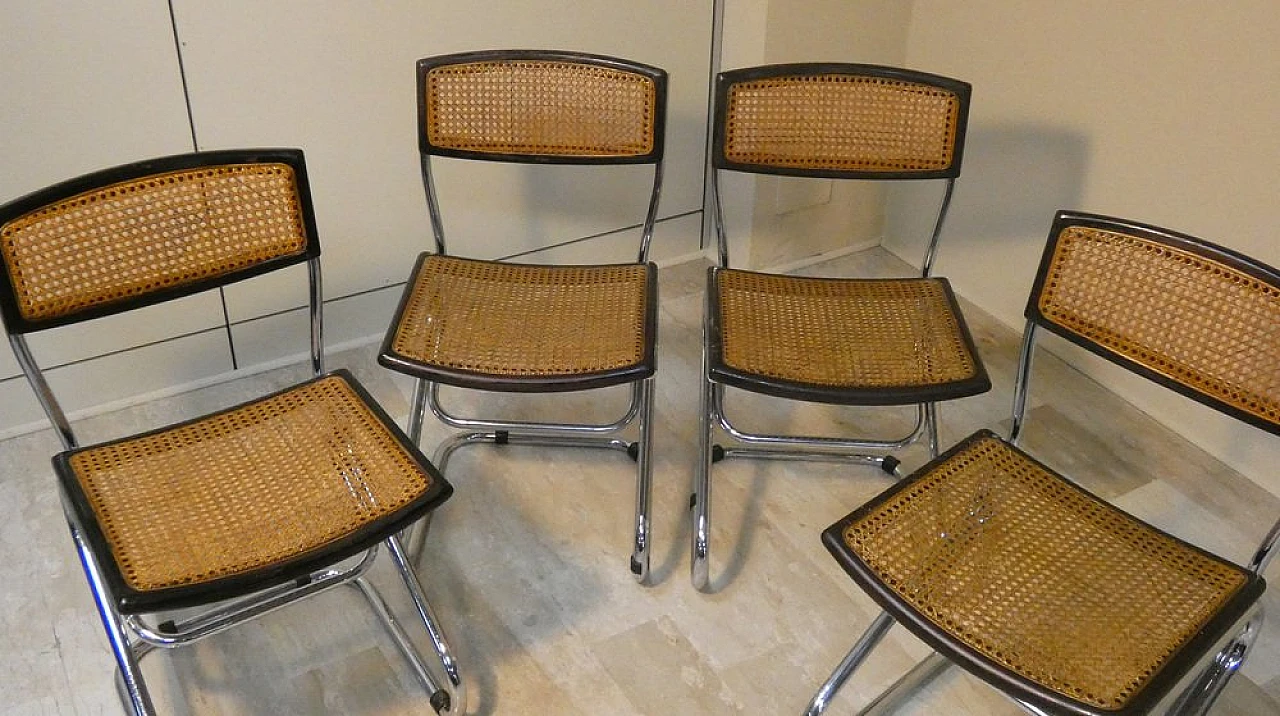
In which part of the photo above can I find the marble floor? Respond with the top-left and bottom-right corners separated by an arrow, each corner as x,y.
2,249 -> 1278,715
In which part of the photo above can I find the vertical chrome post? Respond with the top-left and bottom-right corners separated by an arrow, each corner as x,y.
804,611 -> 896,715
307,257 -> 325,376
66,508 -> 153,714
1008,322 -> 1038,447
1250,516 -> 1280,575
631,377 -> 655,582
637,161 -> 664,263
10,334 -> 77,450
386,534 -> 466,714
924,402 -> 940,459
710,170 -> 730,268
420,155 -> 448,255
1166,609 -> 1264,716
407,378 -> 430,446
920,178 -> 956,278
855,651 -> 951,716
691,316 -> 715,591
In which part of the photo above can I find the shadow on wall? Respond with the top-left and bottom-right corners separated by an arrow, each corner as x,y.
887,121 -> 1091,260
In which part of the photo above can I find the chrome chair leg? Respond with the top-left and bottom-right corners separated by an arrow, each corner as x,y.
72,523 -> 155,715
854,651 -> 951,716
631,377 -> 655,582
386,534 -> 466,714
690,346 -> 716,592
924,402 -> 940,459
352,575 -> 442,697
1167,607 -> 1265,715
805,611 -> 896,715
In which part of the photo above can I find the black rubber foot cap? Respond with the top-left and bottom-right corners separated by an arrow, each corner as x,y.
880,455 -> 902,475
711,444 -> 726,463
630,556 -> 643,575
430,690 -> 451,713
627,442 -> 640,461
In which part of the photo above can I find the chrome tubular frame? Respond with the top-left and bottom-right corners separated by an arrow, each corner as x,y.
803,611 -> 896,715
307,257 -> 325,376
855,651 -> 951,716
101,534 -> 465,714
710,168 -> 730,268
10,334 -> 77,450
637,160 -> 664,263
406,376 -> 657,583
421,155 -> 448,256
690,309 -> 936,591
1008,322 -> 1038,447
1250,518 -> 1280,576
919,178 -> 957,278
1165,608 -> 1264,716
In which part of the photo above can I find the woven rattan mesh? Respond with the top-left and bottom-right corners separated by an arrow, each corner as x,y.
391,255 -> 649,377
0,163 -> 307,323
716,270 -> 980,389
67,376 -> 434,594
426,60 -> 657,157
1039,226 -> 1280,430
722,73 -> 960,172
843,435 -> 1248,710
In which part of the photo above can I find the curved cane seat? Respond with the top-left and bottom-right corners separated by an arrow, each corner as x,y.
59,372 -> 450,613
383,254 -> 655,391
711,269 -> 987,404
825,430 -> 1260,714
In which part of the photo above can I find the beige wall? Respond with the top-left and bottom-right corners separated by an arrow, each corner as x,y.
888,1 -> 1280,494
717,0 -> 913,269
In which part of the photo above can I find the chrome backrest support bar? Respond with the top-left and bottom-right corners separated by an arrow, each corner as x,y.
10,334 -> 77,450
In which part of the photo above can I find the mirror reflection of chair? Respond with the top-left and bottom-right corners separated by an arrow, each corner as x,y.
806,211 -> 1280,715
0,149 -> 465,715
691,63 -> 991,590
379,50 -> 665,582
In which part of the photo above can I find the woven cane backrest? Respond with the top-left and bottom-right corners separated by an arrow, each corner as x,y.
419,50 -> 666,163
713,63 -> 970,179
0,149 -> 318,333
1029,212 -> 1280,435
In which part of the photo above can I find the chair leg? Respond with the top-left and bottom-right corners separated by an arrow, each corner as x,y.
1167,608 -> 1265,715
385,534 -> 467,714
924,402 -> 940,459
631,377 -> 655,583
68,519 -> 155,715
805,611 -> 896,715
690,345 -> 716,591
854,651 -> 950,715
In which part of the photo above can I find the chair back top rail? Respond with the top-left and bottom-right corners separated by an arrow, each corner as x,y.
418,49 -> 667,165
1026,210 -> 1280,438
711,62 -> 970,180
0,148 -> 320,335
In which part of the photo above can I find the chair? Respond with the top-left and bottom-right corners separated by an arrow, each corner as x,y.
379,50 -> 665,582
0,149 -> 466,714
805,211 -> 1280,715
691,63 -> 991,590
